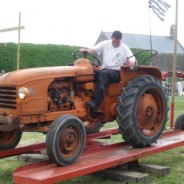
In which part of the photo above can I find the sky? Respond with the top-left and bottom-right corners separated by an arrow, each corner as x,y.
0,0 -> 183,48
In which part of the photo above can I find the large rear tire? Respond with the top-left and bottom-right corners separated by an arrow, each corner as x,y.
116,75 -> 168,147
46,115 -> 86,166
0,130 -> 22,150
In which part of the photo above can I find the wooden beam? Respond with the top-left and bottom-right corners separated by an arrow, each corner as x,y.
17,12 -> 21,70
0,12 -> 24,71
0,26 -> 25,33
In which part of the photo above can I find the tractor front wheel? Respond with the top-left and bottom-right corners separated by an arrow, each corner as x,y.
116,75 -> 168,147
46,115 -> 86,166
0,130 -> 22,150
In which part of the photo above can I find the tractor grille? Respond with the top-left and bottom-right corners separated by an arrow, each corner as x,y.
0,87 -> 17,109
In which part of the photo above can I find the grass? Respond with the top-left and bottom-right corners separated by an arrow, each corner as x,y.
0,97 -> 184,184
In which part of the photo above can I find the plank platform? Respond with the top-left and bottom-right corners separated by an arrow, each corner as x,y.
13,130 -> 184,184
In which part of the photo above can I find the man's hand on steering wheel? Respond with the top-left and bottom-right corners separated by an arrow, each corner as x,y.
73,50 -> 101,67
79,48 -> 94,55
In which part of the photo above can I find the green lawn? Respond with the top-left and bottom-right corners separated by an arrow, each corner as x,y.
0,97 -> 184,184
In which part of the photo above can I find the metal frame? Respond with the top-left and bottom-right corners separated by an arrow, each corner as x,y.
7,128 -> 184,184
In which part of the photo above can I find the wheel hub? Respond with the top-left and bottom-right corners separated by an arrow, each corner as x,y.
63,130 -> 76,151
59,126 -> 80,156
145,106 -> 154,118
137,93 -> 162,136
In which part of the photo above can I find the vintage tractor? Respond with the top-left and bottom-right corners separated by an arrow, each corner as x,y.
0,51 -> 168,166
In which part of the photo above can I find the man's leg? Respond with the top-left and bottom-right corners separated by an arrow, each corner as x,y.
86,69 -> 120,109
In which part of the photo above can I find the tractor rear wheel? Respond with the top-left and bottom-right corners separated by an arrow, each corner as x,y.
46,115 -> 86,166
116,75 -> 168,147
0,130 -> 22,150
175,114 -> 184,130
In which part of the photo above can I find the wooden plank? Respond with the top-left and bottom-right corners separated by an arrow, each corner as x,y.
0,143 -> 45,158
18,153 -> 48,163
139,164 -> 170,177
0,26 -> 25,33
13,130 -> 184,184
99,169 -> 150,183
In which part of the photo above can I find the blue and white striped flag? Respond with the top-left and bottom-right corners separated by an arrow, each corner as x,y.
149,0 -> 171,21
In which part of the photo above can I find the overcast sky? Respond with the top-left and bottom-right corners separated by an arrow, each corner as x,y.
0,0 -> 183,48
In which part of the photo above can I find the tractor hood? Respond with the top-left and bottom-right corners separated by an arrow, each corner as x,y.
0,59 -> 93,86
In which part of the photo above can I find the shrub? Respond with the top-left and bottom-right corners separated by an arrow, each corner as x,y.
0,43 -> 152,72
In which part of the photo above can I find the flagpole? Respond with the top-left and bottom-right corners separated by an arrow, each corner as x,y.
170,0 -> 178,129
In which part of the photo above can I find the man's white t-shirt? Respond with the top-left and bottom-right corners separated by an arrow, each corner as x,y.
94,40 -> 135,71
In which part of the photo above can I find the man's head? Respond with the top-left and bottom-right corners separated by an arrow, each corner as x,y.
111,30 -> 122,48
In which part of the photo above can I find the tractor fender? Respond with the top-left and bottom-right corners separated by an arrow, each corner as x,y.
120,65 -> 162,86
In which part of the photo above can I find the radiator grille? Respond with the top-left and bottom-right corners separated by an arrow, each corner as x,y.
0,87 -> 17,109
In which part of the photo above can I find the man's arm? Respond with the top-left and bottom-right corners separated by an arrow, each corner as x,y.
124,46 -> 136,66
80,40 -> 106,55
79,48 -> 96,54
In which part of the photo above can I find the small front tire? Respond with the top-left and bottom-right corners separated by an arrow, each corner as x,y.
46,115 -> 86,166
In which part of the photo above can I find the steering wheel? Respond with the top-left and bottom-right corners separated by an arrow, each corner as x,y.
73,51 -> 101,67
127,49 -> 158,65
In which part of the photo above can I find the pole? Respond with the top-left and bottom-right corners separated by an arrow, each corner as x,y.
149,7 -> 153,65
17,12 -> 21,70
170,0 -> 178,129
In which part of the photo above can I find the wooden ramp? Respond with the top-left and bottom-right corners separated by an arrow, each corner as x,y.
13,130 -> 184,184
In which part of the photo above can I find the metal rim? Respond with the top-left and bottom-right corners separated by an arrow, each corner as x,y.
59,125 -> 81,158
136,87 -> 165,137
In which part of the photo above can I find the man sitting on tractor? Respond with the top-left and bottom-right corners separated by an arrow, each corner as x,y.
80,30 -> 135,109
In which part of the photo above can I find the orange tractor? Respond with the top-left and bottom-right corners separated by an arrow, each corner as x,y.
0,51 -> 168,166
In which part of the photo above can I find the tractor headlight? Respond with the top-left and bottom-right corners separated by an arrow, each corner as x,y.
18,87 -> 29,100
